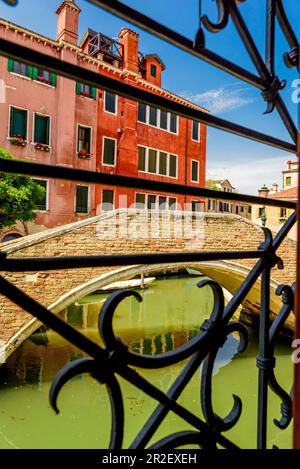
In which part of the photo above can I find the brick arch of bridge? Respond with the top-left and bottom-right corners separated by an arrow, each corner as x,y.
0,210 -> 296,362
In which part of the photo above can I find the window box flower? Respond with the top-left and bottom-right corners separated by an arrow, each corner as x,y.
35,143 -> 50,152
37,75 -> 53,86
9,135 -> 27,146
78,149 -> 92,159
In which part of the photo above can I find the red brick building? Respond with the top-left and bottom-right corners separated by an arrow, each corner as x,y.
0,0 -> 207,239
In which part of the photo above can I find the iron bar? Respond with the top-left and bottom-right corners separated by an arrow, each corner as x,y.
86,0 -> 265,89
0,251 -> 264,272
257,266 -> 271,449
0,159 -> 297,209
0,39 -> 296,153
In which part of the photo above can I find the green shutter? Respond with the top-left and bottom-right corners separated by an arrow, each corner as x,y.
32,67 -> 38,80
91,87 -> 97,100
10,108 -> 27,139
26,65 -> 33,79
34,115 -> 50,145
8,58 -> 14,72
50,73 -> 57,87
76,82 -> 82,95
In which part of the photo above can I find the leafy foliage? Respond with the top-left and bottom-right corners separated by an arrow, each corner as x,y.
0,148 -> 46,229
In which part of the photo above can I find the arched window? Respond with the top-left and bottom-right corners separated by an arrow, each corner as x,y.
2,233 -> 23,243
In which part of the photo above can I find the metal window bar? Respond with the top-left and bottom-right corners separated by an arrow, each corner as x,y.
0,0 -> 299,449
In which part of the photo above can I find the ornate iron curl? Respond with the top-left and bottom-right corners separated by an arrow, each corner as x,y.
49,280 -> 250,449
268,284 -> 294,430
199,280 -> 248,433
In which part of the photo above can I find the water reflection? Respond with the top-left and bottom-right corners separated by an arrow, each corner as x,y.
0,276 -> 293,449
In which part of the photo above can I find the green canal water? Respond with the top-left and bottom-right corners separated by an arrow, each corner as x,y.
0,276 -> 293,449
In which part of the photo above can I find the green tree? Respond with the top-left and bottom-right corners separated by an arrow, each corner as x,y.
0,148 -> 46,230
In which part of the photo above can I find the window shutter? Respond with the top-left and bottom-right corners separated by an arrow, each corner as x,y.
8,58 -> 14,72
26,65 -> 33,79
32,67 -> 38,80
76,82 -> 82,95
50,73 -> 57,87
91,87 -> 97,100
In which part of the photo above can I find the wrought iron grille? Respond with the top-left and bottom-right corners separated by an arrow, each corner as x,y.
0,0 -> 299,449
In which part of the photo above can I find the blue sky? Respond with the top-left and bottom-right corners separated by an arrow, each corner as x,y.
1,0 -> 299,194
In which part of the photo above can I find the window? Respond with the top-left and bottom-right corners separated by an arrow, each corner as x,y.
102,190 -> 114,211
160,110 -> 168,130
280,207 -> 287,219
135,193 -> 146,208
76,82 -> 97,100
2,233 -> 23,243
285,176 -> 292,186
149,106 -> 158,126
192,120 -> 200,141
170,113 -> 177,134
138,146 -> 177,178
236,206 -> 239,215
33,179 -> 48,211
103,138 -> 116,166
34,114 -> 50,145
138,147 -> 146,171
76,186 -> 89,213
147,195 -> 156,210
8,59 -> 29,77
138,103 -> 178,133
135,193 -> 177,210
169,154 -> 177,178
104,91 -> 117,114
248,206 -> 252,214
240,206 -> 244,213
191,160 -> 199,182
258,207 -> 263,217
169,198 -> 177,210
191,201 -> 201,212
10,107 -> 28,139
150,64 -> 157,77
35,68 -> 57,86
138,103 -> 147,123
77,126 -> 91,154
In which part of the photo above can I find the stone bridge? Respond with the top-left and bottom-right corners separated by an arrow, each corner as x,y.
0,210 -> 296,362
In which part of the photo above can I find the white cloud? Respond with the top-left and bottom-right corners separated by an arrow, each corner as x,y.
207,155 -> 291,195
181,84 -> 255,114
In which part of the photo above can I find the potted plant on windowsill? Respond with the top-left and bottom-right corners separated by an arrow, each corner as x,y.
81,91 -> 91,98
9,134 -> 27,146
35,143 -> 50,152
37,75 -> 52,86
78,149 -> 92,159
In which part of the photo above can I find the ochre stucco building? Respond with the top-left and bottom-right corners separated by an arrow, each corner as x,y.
0,0 -> 207,240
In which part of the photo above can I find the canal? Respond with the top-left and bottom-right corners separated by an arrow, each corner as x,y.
0,275 -> 293,448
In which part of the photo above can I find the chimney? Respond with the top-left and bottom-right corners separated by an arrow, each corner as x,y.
258,184 -> 269,198
56,0 -> 81,45
271,183 -> 278,193
118,28 -> 139,73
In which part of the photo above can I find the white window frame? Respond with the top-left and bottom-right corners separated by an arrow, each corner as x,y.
102,189 -> 115,210
191,120 -> 200,142
104,91 -> 118,115
75,184 -> 90,214
8,105 -> 29,141
76,123 -> 93,154
32,112 -> 52,146
33,178 -> 49,212
191,159 -> 199,183
134,192 -> 177,210
102,136 -> 117,167
138,145 -> 178,179
137,103 -> 179,135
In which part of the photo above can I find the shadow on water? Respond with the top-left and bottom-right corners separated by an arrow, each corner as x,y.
0,275 -> 293,449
